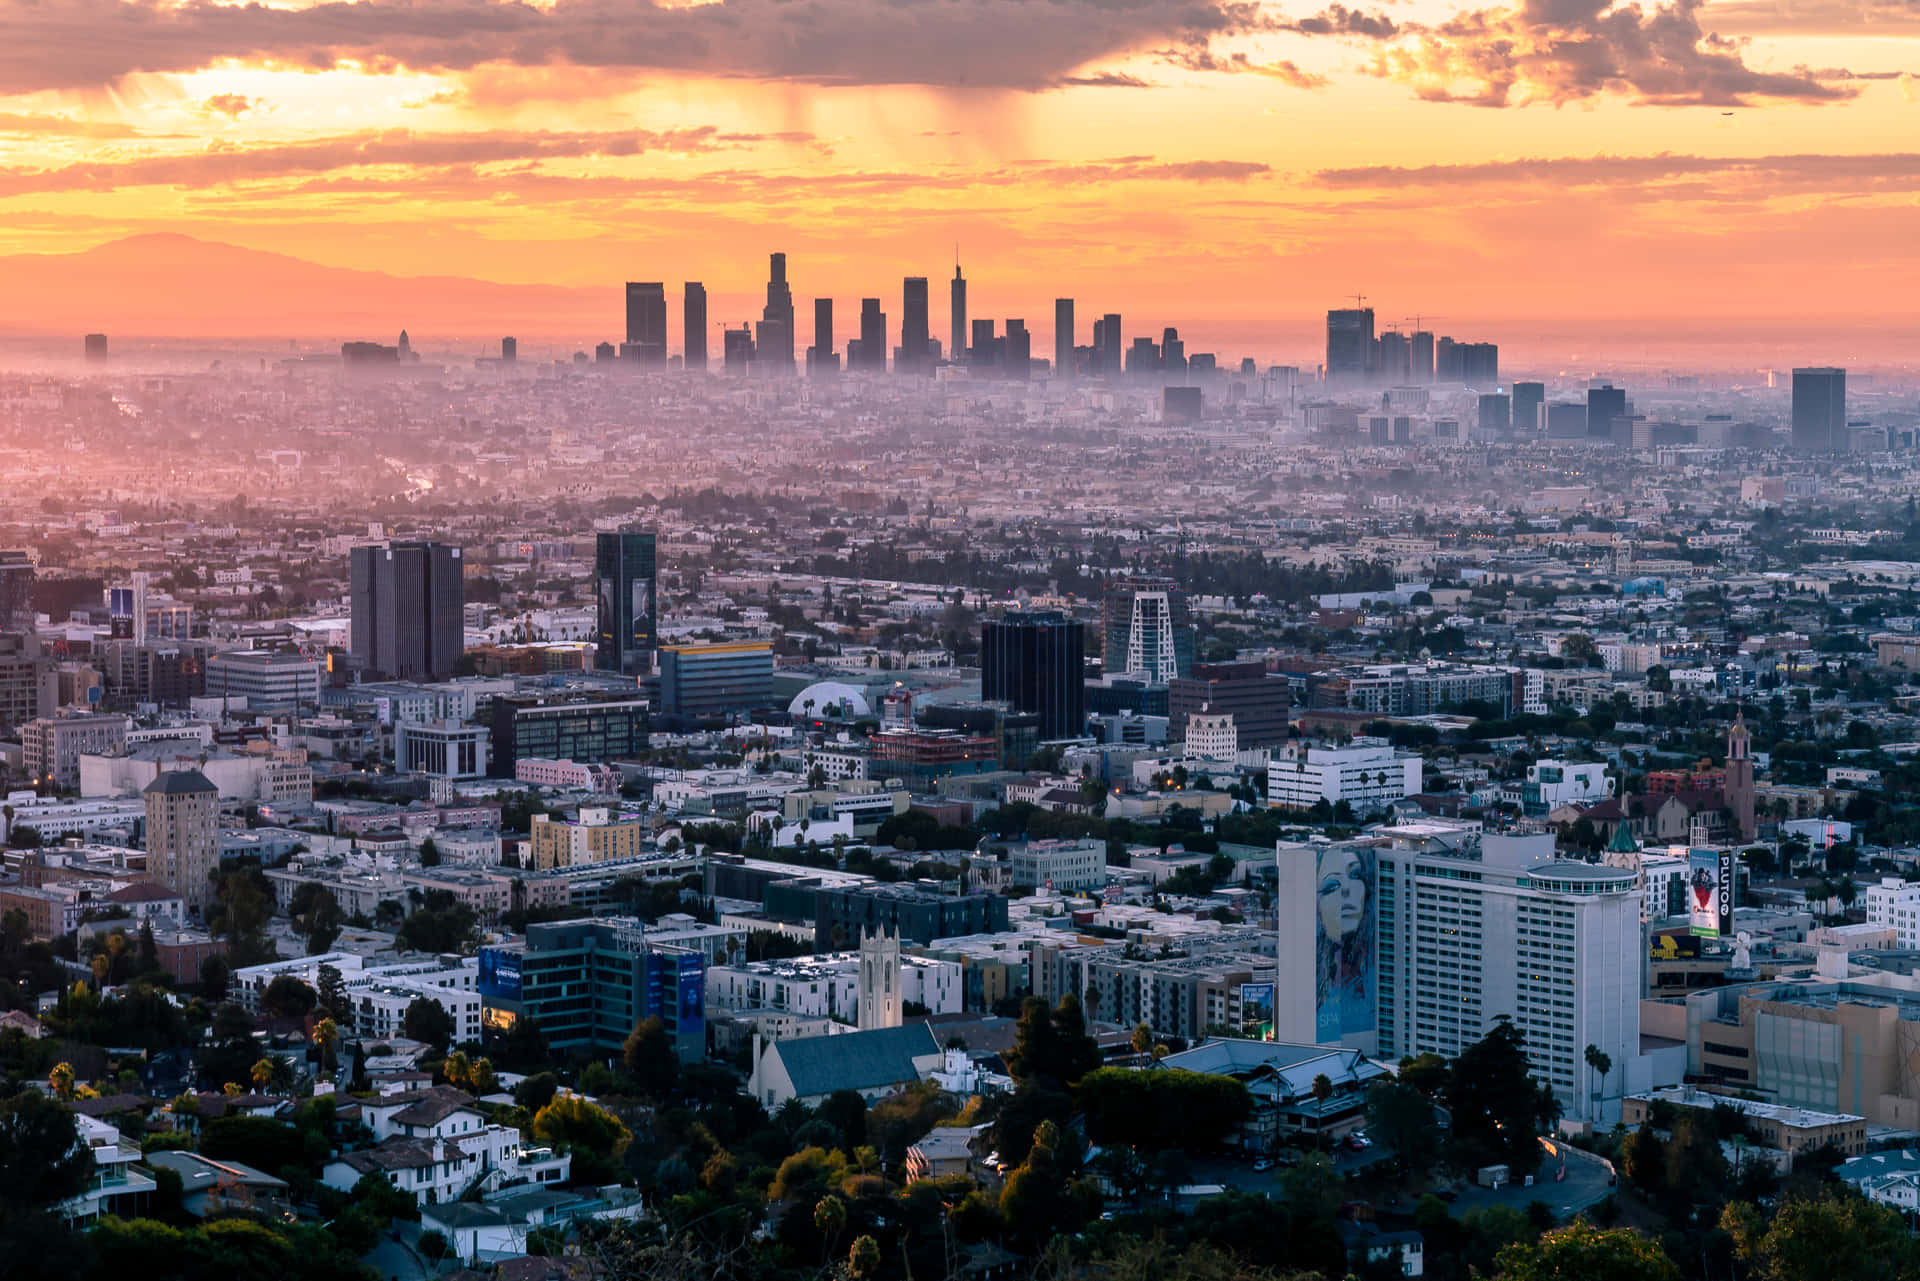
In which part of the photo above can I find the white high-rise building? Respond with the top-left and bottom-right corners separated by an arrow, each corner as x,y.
1268,740 -> 1422,811
1374,833 -> 1640,1119
1864,878 -> 1920,948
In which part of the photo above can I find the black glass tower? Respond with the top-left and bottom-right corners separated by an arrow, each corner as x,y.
981,610 -> 1085,741
1792,367 -> 1846,452
684,282 -> 707,372
349,541 -> 464,680
595,531 -> 658,677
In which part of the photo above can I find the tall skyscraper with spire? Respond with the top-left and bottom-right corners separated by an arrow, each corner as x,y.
757,253 -> 796,376
951,262 -> 967,365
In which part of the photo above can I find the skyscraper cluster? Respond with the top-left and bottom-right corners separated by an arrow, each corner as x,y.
1325,307 -> 1498,387
596,252 -> 1217,381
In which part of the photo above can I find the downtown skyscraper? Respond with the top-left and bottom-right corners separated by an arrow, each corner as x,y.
900,276 -> 931,373
684,282 -> 707,372
951,264 -> 967,364
1054,299 -> 1074,377
624,282 -> 667,368
758,253 -> 796,376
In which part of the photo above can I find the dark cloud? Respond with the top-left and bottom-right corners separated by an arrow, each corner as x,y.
1157,47 -> 1332,85
1056,71 -> 1156,88
1367,0 -> 1850,106
1285,6 -> 1400,37
1317,151 -> 1920,187
0,0 -> 1276,92
1702,0 -> 1920,36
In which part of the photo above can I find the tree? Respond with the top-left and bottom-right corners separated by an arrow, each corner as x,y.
1131,1022 -> 1153,1055
1078,1068 -> 1253,1152
261,973 -> 317,1020
531,1095 -> 632,1183
813,1194 -> 847,1265
288,882 -> 345,956
315,963 -> 350,1022
419,1230 -> 449,1264
1724,1189 -> 1919,1281
0,1089 -> 97,1281
847,1235 -> 882,1279
1492,1223 -> 1680,1281
1442,1016 -> 1548,1175
47,1062 -> 75,1100
1366,1080 -> 1441,1179
401,996 -> 455,1054
621,1015 -> 681,1100
1584,1044 -> 1613,1101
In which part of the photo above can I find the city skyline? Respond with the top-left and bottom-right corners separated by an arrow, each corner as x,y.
0,0 -> 1912,364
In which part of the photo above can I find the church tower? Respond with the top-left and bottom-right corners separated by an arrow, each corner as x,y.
858,928 -> 902,1030
1726,713 -> 1756,843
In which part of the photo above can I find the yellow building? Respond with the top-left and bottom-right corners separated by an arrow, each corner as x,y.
527,807 -> 646,870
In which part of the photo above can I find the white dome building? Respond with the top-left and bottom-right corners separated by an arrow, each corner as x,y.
788,681 -> 871,721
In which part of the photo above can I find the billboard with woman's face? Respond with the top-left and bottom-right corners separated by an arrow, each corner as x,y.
1315,844 -> 1376,1042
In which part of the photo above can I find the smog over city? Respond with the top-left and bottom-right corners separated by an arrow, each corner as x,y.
0,1 -> 1914,1279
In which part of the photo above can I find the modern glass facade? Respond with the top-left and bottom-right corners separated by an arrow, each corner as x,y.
488,697 -> 649,775
480,919 -> 705,1062
981,610 -> 1085,740
594,531 -> 657,677
658,642 -> 773,727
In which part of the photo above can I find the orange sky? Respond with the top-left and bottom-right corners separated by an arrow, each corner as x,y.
0,0 -> 1915,362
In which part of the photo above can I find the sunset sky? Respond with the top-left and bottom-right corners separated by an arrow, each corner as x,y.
0,0 -> 1914,361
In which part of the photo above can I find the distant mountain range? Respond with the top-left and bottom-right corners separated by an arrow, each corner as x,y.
0,234 -> 609,344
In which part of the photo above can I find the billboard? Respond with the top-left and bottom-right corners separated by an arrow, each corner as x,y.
1650,930 -> 1701,961
1687,849 -> 1735,939
1315,844 -> 1376,1043
1240,982 -> 1276,1040
477,947 -> 523,1001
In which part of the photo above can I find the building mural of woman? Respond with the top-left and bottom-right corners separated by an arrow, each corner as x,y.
1315,844 -> 1376,1042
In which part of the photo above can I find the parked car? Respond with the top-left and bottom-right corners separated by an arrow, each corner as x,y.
1252,1157 -> 1275,1172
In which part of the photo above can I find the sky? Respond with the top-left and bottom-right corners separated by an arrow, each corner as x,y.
0,0 -> 1914,362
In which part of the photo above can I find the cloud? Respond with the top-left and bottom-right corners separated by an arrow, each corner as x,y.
1316,151 -> 1920,187
0,0 -> 1278,93
1157,48 -> 1332,86
1366,0 -> 1851,106
1285,6 -> 1400,38
1700,0 -> 1920,37
202,93 -> 257,117
1056,71 -> 1156,88
0,111 -> 147,138
0,126 -> 783,196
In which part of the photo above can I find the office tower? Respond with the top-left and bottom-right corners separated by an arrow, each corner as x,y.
349,540 -> 465,680
806,298 -> 838,376
856,299 -> 887,371
1462,342 -> 1499,384
595,341 -> 616,364
1361,833 -> 1640,1117
83,333 -> 107,361
145,769 -> 219,922
0,550 -> 32,631
594,531 -> 657,678
1792,367 -> 1846,452
900,277 -> 930,373
723,325 -> 753,375
1511,380 -> 1545,433
682,282 -> 708,372
1054,299 -> 1074,377
1099,313 -> 1122,377
480,920 -> 706,1062
1163,386 -> 1202,423
659,641 -> 775,728
500,337 -> 517,364
1587,385 -> 1627,440
981,611 -> 1085,741
624,282 -> 668,367
970,319 -> 998,373
1161,328 -> 1186,380
1410,331 -> 1435,382
0,633 -> 53,733
1169,660 -> 1288,749
758,253 -> 795,376
1325,309 -> 1374,384
1125,336 -> 1159,377
1190,354 -> 1216,378
1377,330 -> 1410,383
1477,393 -> 1511,435
1101,576 -> 1192,683
1434,336 -> 1462,381
951,264 -> 967,364
1005,319 -> 1030,381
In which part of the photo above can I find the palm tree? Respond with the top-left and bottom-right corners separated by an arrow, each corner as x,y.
313,1018 -> 341,1081
1311,1073 -> 1336,1149
1584,1044 -> 1612,1102
251,1057 -> 275,1095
